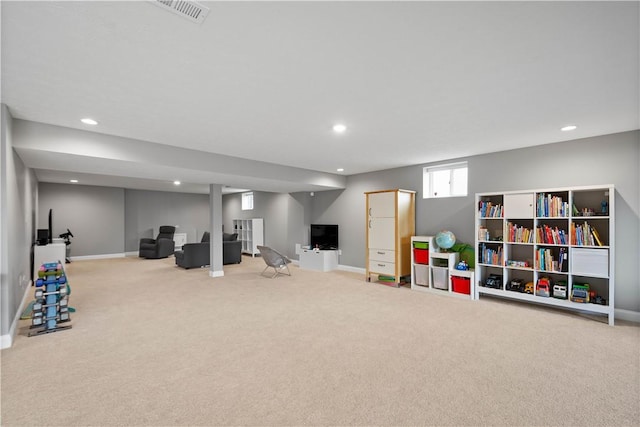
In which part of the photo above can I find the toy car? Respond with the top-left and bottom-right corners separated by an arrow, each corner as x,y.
536,277 -> 551,297
506,278 -> 525,292
553,282 -> 568,299
484,274 -> 503,289
571,284 -> 590,303
524,282 -> 535,294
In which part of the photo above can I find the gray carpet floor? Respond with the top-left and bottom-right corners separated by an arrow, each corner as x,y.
1,255 -> 639,426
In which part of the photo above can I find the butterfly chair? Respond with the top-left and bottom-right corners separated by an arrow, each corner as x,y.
257,246 -> 292,278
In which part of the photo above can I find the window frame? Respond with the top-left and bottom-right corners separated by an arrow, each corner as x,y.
423,161 -> 468,199
241,192 -> 254,210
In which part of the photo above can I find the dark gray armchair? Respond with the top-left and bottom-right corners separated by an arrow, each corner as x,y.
139,226 -> 176,259
175,232 -> 210,269
222,232 -> 242,265
174,231 -> 242,269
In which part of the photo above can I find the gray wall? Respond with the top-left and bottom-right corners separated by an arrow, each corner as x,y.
39,183 -> 125,257
312,131 -> 640,312
222,191 -> 308,257
1,105 -> 38,340
37,185 -> 211,255
124,189 -> 210,251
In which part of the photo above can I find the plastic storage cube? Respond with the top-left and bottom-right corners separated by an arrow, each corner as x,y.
414,264 -> 429,286
413,249 -> 429,264
432,266 -> 449,290
451,276 -> 471,295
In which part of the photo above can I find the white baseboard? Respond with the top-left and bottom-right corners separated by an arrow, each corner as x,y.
337,264 -> 366,274
1,279 -> 33,349
125,251 -> 139,257
615,308 -> 640,323
70,253 -> 126,261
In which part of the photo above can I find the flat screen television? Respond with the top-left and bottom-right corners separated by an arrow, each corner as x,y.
310,224 -> 339,250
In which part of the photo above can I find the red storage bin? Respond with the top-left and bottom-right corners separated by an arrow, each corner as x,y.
451,276 -> 471,295
413,249 -> 429,264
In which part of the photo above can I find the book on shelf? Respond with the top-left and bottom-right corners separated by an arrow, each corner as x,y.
478,201 -> 503,218
537,193 -> 569,217
571,221 -> 604,246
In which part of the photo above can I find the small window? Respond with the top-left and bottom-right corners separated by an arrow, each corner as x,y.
423,162 -> 468,198
242,192 -> 254,210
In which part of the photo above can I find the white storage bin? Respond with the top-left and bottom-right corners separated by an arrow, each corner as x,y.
571,248 -> 609,277
415,264 -> 429,286
432,266 -> 449,290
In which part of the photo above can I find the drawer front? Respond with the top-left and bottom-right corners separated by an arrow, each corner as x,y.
368,260 -> 396,275
571,248 -> 608,277
369,249 -> 395,263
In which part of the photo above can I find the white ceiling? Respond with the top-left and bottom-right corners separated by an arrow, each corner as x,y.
2,1 -> 639,194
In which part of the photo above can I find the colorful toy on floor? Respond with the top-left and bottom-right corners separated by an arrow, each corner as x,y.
29,261 -> 72,337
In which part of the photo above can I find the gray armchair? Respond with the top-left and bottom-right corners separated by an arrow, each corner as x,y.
174,231 -> 243,269
139,226 -> 176,259
222,233 -> 242,265
257,245 -> 291,278
175,232 -> 210,269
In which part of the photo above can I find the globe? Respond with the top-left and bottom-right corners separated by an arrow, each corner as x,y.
435,230 -> 456,250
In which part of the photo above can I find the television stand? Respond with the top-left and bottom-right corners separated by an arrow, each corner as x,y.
299,248 -> 338,272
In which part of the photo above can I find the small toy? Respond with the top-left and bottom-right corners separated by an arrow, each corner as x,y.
571,284 -> 590,303
524,282 -> 535,294
553,282 -> 568,299
455,260 -> 469,271
484,274 -> 502,289
536,277 -> 551,297
592,295 -> 607,305
506,278 -> 525,292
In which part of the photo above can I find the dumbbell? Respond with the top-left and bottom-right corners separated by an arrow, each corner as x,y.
31,316 -> 43,326
58,286 -> 67,296
59,298 -> 68,307
34,289 -> 44,299
59,312 -> 70,322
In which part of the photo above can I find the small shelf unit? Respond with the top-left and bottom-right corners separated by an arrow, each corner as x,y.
410,236 -> 475,299
232,218 -> 264,257
475,185 -> 615,325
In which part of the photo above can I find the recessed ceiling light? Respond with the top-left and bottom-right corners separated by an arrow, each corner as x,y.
332,123 -> 347,133
337,168 -> 344,172
173,181 -> 181,186
561,125 -> 577,131
81,118 -> 98,125
69,179 -> 78,183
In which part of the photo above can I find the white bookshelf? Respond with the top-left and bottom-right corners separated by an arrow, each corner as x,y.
232,218 -> 264,257
475,185 -> 615,325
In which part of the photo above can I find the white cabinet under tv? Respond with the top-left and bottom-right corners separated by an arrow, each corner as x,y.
475,185 -> 615,325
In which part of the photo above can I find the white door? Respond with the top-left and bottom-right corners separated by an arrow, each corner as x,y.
369,217 -> 395,249
504,193 -> 534,218
368,192 -> 396,218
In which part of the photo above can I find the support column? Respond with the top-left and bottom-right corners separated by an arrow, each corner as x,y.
209,184 -> 224,278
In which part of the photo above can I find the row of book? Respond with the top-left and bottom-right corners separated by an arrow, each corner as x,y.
506,222 -> 533,243
478,201 -> 503,218
536,225 -> 568,245
536,193 -> 569,218
535,247 -> 568,272
572,221 -> 605,246
479,244 -> 503,265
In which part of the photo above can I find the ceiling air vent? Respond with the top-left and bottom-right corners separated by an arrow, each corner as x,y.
151,0 -> 210,24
